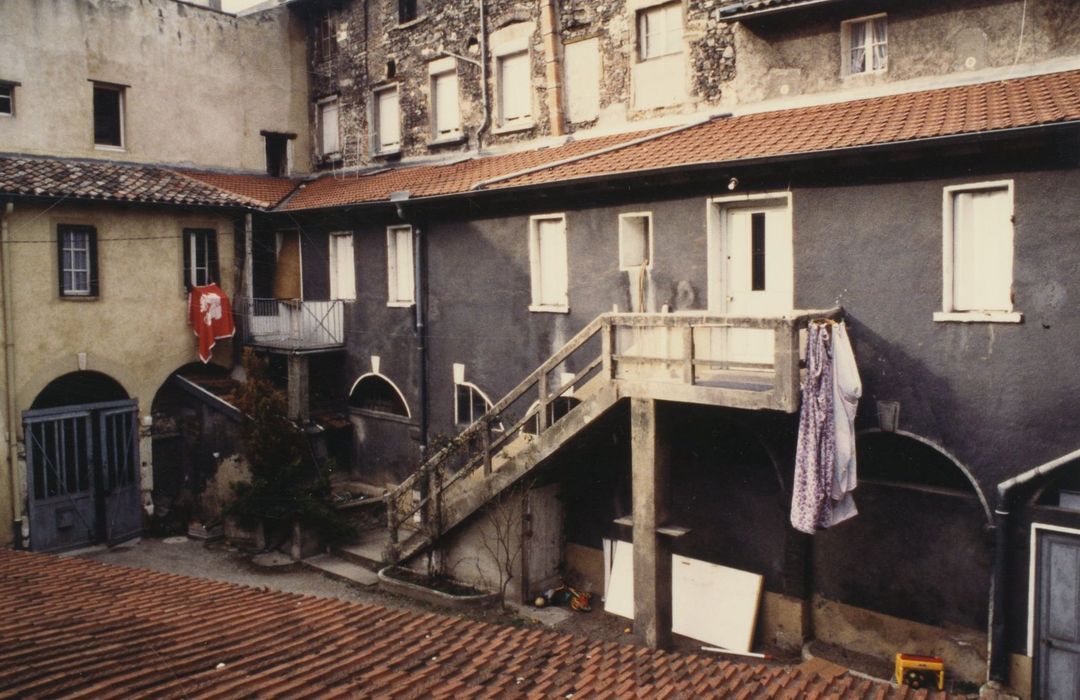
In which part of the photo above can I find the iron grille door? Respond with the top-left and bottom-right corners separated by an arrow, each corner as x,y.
99,402 -> 141,545
23,407 -> 96,553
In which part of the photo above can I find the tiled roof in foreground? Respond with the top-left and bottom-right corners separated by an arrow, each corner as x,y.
0,155 -> 289,209
0,549 -> 952,699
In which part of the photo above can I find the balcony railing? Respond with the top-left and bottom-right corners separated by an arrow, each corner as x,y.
236,297 -> 344,351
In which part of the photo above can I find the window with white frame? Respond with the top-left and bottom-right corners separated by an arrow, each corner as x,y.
92,83 -> 124,149
373,86 -> 401,153
429,59 -> 461,139
619,212 -> 652,269
939,182 -> 1016,319
184,229 -> 219,289
638,2 -> 683,61
529,215 -> 569,311
58,224 -> 97,297
455,382 -> 493,427
317,96 -> 340,157
497,50 -> 532,128
329,232 -> 356,301
842,15 -> 887,76
314,9 -> 337,63
386,225 -> 414,306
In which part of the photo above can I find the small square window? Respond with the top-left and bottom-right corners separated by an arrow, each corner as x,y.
638,2 -> 683,61
317,96 -> 340,157
373,86 -> 401,154
184,229 -> 219,290
58,225 -> 98,297
843,15 -> 887,76
399,0 -> 419,23
618,213 -> 652,270
386,225 -> 414,306
93,83 -> 124,148
0,83 -> 15,116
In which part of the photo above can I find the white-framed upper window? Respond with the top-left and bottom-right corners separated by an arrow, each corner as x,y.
314,9 -> 337,63
529,214 -> 569,312
59,225 -> 97,297
842,15 -> 887,76
92,83 -> 124,149
455,381 -> 494,427
386,225 -> 414,306
184,228 -> 219,290
497,50 -> 531,128
619,212 -> 653,270
936,181 -> 1019,323
329,231 -> 356,301
373,85 -> 401,154
317,96 -> 340,157
638,2 -> 683,61
429,58 -> 461,140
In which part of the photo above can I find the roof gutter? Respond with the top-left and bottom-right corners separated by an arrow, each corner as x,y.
720,0 -> 847,21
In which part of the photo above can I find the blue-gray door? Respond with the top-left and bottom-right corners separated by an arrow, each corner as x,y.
1036,530 -> 1080,700
24,399 -> 140,552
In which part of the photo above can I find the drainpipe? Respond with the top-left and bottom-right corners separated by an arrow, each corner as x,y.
987,446 -> 1080,685
476,0 -> 490,149
413,224 -> 428,455
0,201 -> 20,548
539,0 -> 565,137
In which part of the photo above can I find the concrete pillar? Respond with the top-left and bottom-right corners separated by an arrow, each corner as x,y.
287,354 -> 309,422
631,397 -> 672,649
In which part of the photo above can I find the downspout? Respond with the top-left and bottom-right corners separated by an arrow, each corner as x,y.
476,0 -> 490,149
1,201 -> 20,548
987,446 -> 1080,685
540,0 -> 565,137
413,224 -> 428,455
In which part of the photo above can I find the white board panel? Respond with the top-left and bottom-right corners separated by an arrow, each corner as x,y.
601,540 -> 763,653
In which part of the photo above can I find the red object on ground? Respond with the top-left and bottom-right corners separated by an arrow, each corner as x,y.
188,283 -> 235,363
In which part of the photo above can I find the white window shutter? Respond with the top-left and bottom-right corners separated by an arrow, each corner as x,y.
433,71 -> 460,135
535,218 -> 568,307
499,52 -> 531,123
952,188 -> 1012,311
377,89 -> 400,150
321,100 -> 340,155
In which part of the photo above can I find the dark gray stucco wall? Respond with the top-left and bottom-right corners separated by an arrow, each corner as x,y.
794,168 -> 1080,502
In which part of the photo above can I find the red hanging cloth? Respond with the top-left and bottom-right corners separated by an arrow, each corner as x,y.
188,283 -> 235,364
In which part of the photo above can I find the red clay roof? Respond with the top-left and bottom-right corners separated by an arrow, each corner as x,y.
0,156 -> 277,209
489,69 -> 1080,190
176,169 -> 300,208
279,129 -> 664,211
0,549 -> 954,699
281,69 -> 1080,210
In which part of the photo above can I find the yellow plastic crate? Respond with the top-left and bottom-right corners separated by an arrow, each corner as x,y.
894,653 -> 944,690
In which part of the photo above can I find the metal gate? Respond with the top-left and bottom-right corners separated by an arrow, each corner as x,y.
24,399 -> 140,552
1035,530 -> 1080,700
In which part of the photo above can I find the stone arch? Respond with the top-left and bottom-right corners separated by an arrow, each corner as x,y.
20,355 -> 140,415
349,373 -> 411,418
30,371 -> 129,410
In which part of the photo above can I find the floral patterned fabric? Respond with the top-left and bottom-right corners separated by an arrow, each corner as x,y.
791,322 -> 837,534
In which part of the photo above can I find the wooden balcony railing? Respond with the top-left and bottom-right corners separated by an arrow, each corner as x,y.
236,297 -> 344,351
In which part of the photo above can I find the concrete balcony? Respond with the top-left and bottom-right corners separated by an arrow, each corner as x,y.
236,297 -> 344,352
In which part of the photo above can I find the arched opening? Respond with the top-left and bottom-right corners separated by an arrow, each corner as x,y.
349,374 -> 410,418
31,371 -> 128,409
149,363 -> 239,535
811,431 -> 991,683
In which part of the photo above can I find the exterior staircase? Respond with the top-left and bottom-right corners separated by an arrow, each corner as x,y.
374,307 -> 841,565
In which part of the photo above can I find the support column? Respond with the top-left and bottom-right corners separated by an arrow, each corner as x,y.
287,354 -> 309,422
631,397 -> 672,649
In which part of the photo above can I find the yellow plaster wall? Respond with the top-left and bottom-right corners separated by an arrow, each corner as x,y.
0,200 -> 238,545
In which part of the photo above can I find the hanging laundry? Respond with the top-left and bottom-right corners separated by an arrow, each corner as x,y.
188,283 -> 235,364
828,321 -> 861,527
791,322 -> 836,534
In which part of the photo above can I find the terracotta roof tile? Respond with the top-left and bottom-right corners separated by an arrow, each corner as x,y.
0,156 -> 281,209
490,70 -> 1080,190
174,169 -> 300,208
1,541 -> 962,699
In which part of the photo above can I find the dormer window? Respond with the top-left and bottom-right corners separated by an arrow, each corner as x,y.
842,15 -> 887,76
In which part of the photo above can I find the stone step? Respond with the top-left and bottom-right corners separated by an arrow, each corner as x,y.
303,553 -> 380,587
333,528 -> 393,570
